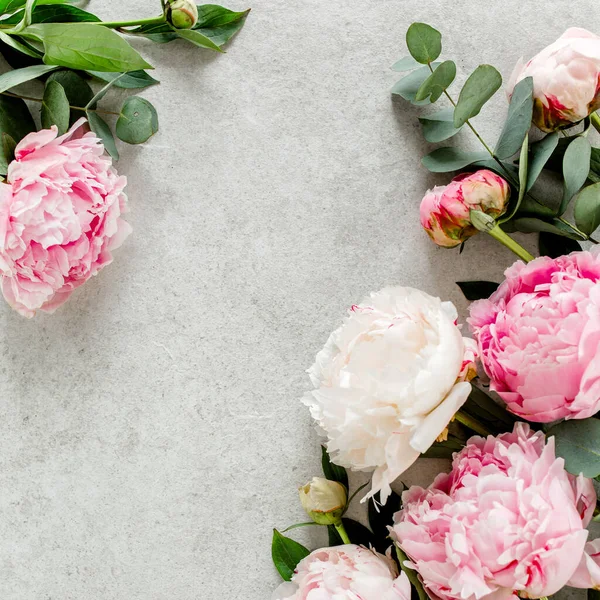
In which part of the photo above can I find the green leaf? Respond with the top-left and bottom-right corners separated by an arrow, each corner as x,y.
175,28 -> 223,52
196,4 -> 250,27
0,63 -> 57,93
421,147 -> 488,172
456,280 -> 499,301
405,22 -> 441,64
499,134 -> 528,223
463,385 -> 518,433
87,70 -> 159,90
396,546 -> 429,600
391,55 -> 421,72
419,108 -> 462,143
0,0 -> 79,13
327,518 -> 376,548
453,65 -> 502,128
47,69 -> 93,123
391,65 -> 441,105
115,96 -> 159,145
494,77 -> 533,159
321,445 -> 348,490
538,231 -> 582,258
422,435 -> 464,459
87,111 -> 119,161
526,133 -> 559,192
41,79 -> 69,133
512,217 -> 583,240
0,31 -> 41,57
548,419 -> 600,478
589,588 -> 600,600
561,136 -> 592,215
27,4 -> 99,23
271,529 -> 310,582
415,60 -> 455,103
2,132 -> 16,162
86,73 -> 128,110
368,490 -> 403,554
23,0 -> 36,27
195,18 -> 247,46
0,94 -> 35,141
574,182 -> 600,235
21,23 -> 153,72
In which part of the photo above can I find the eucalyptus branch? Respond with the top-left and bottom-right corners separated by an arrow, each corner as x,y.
1,91 -> 120,116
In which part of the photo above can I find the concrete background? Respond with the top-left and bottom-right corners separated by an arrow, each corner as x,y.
0,0 -> 597,598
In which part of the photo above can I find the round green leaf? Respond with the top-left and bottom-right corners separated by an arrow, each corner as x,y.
415,60 -> 456,103
453,65 -> 502,128
419,107 -> 462,143
391,64 -> 440,105
47,69 -> 93,123
548,419 -> 600,478
116,97 -> 158,145
406,22 -> 441,64
574,182 -> 600,235
41,79 -> 69,134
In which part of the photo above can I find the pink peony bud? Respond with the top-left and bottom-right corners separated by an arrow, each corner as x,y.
508,28 -> 600,132
419,170 -> 510,248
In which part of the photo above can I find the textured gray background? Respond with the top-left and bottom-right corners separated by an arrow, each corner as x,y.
0,1 -> 597,598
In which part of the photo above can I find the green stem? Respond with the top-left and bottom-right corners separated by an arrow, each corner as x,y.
1,91 -> 120,116
454,410 -> 492,437
95,15 -> 167,29
556,216 -> 598,243
334,521 -> 351,545
486,224 -> 535,262
591,111 -> 600,135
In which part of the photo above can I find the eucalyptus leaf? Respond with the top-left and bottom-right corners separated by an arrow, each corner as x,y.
87,111 -> 119,161
21,23 -> 153,72
321,445 -> 348,490
116,97 -> 159,145
86,73 -> 128,110
88,70 -> 159,90
494,77 -> 533,160
415,60 -> 455,103
419,108 -> 462,143
463,385 -> 518,433
175,28 -> 223,52
421,147 -> 488,172
271,529 -> 310,582
41,79 -> 69,133
391,55 -> 421,72
391,65 -> 440,105
456,280 -> 499,301
47,69 -> 92,122
0,63 -> 56,93
526,133 -> 559,191
405,22 -> 441,64
548,419 -> 600,478
0,94 -> 35,141
512,217 -> 583,240
538,231 -> 582,258
396,546 -> 429,600
560,136 -> 591,215
499,134 -> 528,223
453,65 -> 502,128
574,182 -> 600,235
0,132 -> 15,176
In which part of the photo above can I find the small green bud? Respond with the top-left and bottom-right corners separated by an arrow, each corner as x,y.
469,209 -> 497,233
166,0 -> 198,29
299,477 -> 347,526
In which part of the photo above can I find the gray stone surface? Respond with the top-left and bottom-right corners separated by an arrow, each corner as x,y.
0,1 -> 597,598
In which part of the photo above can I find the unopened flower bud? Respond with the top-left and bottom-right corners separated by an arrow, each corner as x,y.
166,0 -> 198,29
299,477 -> 347,525
419,169 -> 510,248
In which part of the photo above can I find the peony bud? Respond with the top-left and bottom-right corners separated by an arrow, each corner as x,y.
419,169 -> 510,248
299,477 -> 347,525
508,28 -> 600,132
166,0 -> 198,29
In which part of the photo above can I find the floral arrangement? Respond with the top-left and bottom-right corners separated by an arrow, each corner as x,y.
270,23 -> 600,600
0,0 -> 248,316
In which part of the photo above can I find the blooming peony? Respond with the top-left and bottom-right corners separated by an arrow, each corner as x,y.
303,286 -> 477,503
391,423 -> 596,600
509,28 -> 600,131
469,249 -> 600,422
420,170 -> 509,249
272,545 -> 411,600
569,539 -> 600,589
0,118 -> 131,317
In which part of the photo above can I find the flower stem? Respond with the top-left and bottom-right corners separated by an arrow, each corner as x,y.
454,410 -> 492,437
0,91 -> 120,116
95,15 -> 166,29
334,521 -> 351,545
486,224 -> 535,262
591,111 -> 600,135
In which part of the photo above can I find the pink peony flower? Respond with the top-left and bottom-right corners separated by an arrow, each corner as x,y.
420,170 -> 510,248
0,118 -> 131,317
391,423 -> 596,600
272,545 -> 411,600
468,249 -> 600,422
569,539 -> 600,589
508,28 -> 600,132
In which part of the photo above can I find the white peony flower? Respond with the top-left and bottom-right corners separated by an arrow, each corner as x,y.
303,286 -> 476,504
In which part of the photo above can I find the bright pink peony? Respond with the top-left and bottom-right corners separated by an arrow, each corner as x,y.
391,423 -> 596,600
469,250 -> 600,422
0,118 -> 131,317
420,170 -> 509,248
272,545 -> 411,600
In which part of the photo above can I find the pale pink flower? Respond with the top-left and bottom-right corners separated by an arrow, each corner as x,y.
272,545 -> 411,600
0,118 -> 131,317
391,423 -> 596,600
509,28 -> 600,131
569,539 -> 600,589
468,249 -> 600,422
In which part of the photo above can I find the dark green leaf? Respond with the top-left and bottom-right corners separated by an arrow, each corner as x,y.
538,231 -> 582,258
472,159 -> 519,181
28,4 -> 99,22
454,65 -> 502,128
86,73 -> 129,110
405,22 -> 441,64
0,0 -> 79,13
368,490 -> 403,553
391,64 -> 440,105
548,419 -> 600,477
419,108 -> 463,143
321,445 -> 348,490
526,133 -> 559,191
327,518 -> 376,548
0,63 -> 57,93
196,4 -> 250,27
88,70 -> 159,90
195,18 -> 247,46
574,182 -> 600,235
415,60 -> 455,103
41,79 -> 69,133
589,588 -> 600,600
2,133 -> 16,163
0,31 -> 41,57
21,23 -> 153,72
271,529 -> 310,582
47,69 -> 93,123
456,280 -> 499,300
590,147 -> 600,179
391,56 -> 421,72
116,96 -> 159,145
512,217 -> 583,240
175,28 -> 223,52
494,77 -> 533,159
396,546 -> 429,600
87,111 -> 119,160
421,147 -> 488,172
0,93 -> 35,142
422,435 -> 464,459
499,134 -> 528,223
463,385 -> 518,433
560,136 -> 591,215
